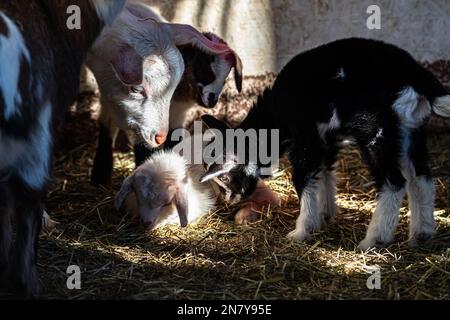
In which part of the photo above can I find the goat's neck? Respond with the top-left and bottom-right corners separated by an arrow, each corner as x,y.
236,89 -> 287,171
238,89 -> 279,131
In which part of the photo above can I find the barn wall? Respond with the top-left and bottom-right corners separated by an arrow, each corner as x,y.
141,0 -> 450,76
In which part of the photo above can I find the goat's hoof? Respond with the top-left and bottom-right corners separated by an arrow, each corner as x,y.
234,207 -> 260,225
286,229 -> 312,242
42,210 -> 59,231
8,273 -> 42,298
321,214 -> 336,226
321,207 -> 338,225
409,232 -> 435,247
24,280 -> 42,299
358,238 -> 386,252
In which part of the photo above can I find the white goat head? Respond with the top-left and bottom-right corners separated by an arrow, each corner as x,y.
114,151 -> 189,230
87,2 -> 233,148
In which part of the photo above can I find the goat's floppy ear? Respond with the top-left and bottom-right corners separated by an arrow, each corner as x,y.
232,51 -> 243,93
175,189 -> 189,228
164,23 -> 230,56
114,176 -> 134,210
110,43 -> 144,86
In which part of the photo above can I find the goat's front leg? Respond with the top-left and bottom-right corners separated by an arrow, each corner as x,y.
358,139 -> 406,251
286,144 -> 323,241
91,123 -> 115,186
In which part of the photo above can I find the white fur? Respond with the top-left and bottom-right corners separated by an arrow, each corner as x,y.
0,12 -> 31,120
123,151 -> 216,229
287,179 -> 321,241
90,0 -> 125,26
0,101 -> 52,189
200,57 -> 231,106
368,128 -> 384,147
87,3 -> 184,147
406,175 -> 436,244
335,67 -> 346,79
398,125 -> 436,245
359,183 -> 406,251
317,109 -> 341,141
432,95 -> 450,117
392,86 -> 431,129
317,170 -> 337,222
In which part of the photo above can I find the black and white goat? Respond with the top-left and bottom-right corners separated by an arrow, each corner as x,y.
200,38 -> 450,250
0,0 -> 125,296
87,2 -> 242,186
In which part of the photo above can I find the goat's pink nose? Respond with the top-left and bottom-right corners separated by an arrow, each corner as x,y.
155,134 -> 166,145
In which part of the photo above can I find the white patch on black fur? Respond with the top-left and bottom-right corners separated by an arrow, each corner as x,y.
368,128 -> 384,147
392,86 -> 431,129
317,170 -> 337,222
406,175 -> 436,244
432,95 -> 450,117
213,176 -> 235,202
0,12 -> 31,120
317,109 -> 341,141
359,183 -> 405,250
201,57 -> 231,106
335,67 -> 346,79
0,101 -> 52,189
287,179 -> 321,241
17,102 -> 53,189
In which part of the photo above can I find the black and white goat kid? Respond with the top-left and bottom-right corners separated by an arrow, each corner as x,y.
201,38 -> 450,250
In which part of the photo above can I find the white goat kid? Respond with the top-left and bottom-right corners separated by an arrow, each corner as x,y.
114,151 -> 216,230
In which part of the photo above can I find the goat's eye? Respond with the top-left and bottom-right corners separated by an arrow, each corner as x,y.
130,85 -> 145,95
219,175 -> 230,184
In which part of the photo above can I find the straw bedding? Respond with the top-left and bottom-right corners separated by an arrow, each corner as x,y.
36,62 -> 449,299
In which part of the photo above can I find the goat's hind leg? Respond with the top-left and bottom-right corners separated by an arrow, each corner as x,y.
404,130 -> 436,246
0,185 -> 13,287
357,129 -> 406,251
8,184 -> 44,297
287,142 -> 324,241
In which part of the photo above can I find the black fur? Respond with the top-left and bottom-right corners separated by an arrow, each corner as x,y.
91,125 -> 114,186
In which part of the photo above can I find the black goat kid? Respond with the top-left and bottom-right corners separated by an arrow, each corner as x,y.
201,38 -> 450,250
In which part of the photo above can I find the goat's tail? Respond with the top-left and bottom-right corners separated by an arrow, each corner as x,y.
432,95 -> 450,118
412,64 -> 450,118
